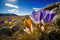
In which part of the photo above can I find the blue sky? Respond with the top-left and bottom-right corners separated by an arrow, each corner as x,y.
0,0 -> 60,15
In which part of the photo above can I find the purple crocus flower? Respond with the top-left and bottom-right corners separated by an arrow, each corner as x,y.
8,18 -> 12,22
43,14 -> 50,23
30,10 -> 40,23
43,10 -> 56,23
13,20 -> 20,23
48,10 -> 56,22
39,10 -> 46,21
30,10 -> 44,24
0,20 -> 4,25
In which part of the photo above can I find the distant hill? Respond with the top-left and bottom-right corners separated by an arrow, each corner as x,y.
0,13 -> 18,16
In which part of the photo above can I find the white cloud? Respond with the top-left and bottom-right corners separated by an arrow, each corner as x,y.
33,8 -> 41,11
8,9 -> 19,14
8,9 -> 30,16
8,9 -> 26,16
5,3 -> 19,8
8,9 -> 16,13
7,0 -> 16,2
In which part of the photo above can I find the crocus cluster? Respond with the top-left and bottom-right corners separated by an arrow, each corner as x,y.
5,17 -> 20,25
30,10 -> 57,24
30,9 -> 57,31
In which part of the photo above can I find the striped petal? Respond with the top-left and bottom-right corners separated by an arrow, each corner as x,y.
39,10 -> 46,21
48,10 -> 56,22
43,10 -> 57,23
43,14 -> 50,23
